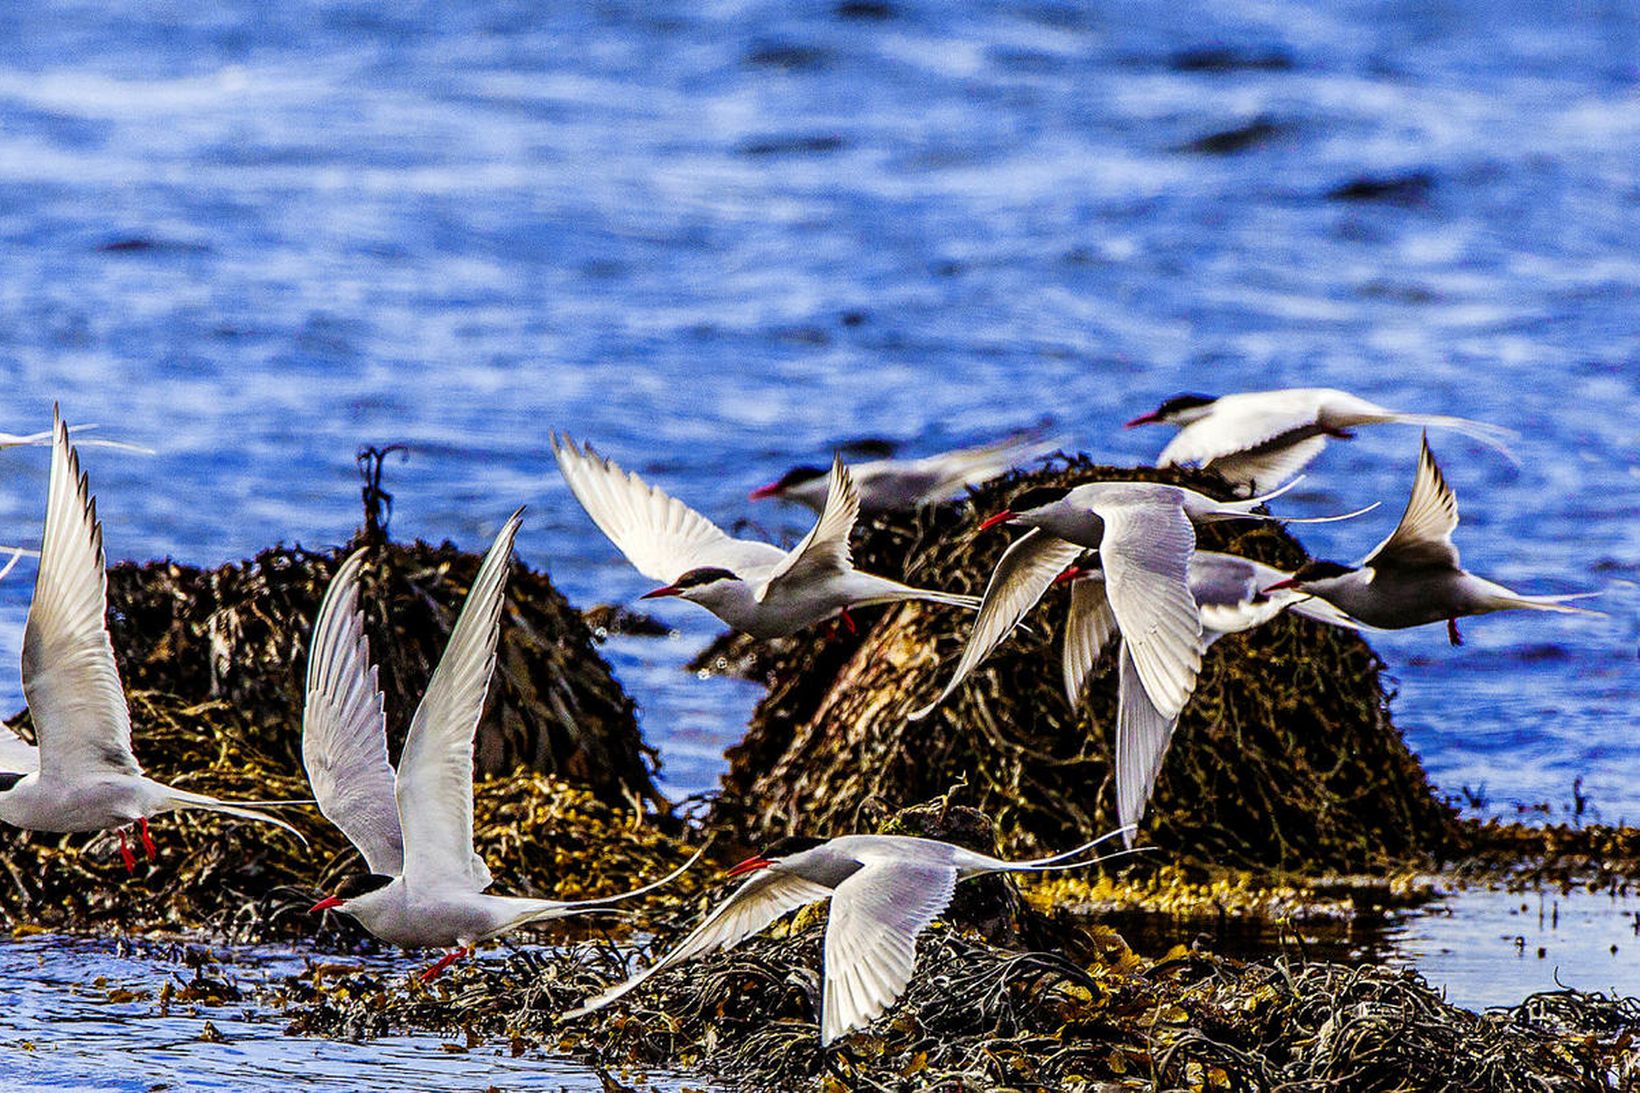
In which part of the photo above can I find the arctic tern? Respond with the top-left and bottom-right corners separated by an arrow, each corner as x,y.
0,409 -> 301,870
1264,433 -> 1601,645
304,516 -> 700,980
553,435 -> 979,639
563,828 -> 1136,1044
1126,387 -> 1515,494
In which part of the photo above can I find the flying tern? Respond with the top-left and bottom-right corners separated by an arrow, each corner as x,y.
1058,552 -> 1359,841
1125,387 -> 1515,494
909,477 -> 1372,725
1264,433 -> 1601,645
0,409 -> 300,870
552,435 -> 979,639
749,429 -> 1063,514
563,828 -> 1135,1044
304,516 -> 701,980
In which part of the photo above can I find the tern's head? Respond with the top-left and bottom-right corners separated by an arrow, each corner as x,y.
641,566 -> 743,605
979,485 -> 1069,531
724,835 -> 827,878
1263,559 -> 1355,594
1125,392 -> 1218,428
308,872 -> 395,914
748,464 -> 827,501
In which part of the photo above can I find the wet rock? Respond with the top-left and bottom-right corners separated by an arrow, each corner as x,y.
710,455 -> 1459,872
581,604 -> 671,639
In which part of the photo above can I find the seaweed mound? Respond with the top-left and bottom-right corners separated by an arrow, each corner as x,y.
280,912 -> 1638,1091
104,534 -> 657,804
0,689 -> 699,939
713,456 -> 1458,872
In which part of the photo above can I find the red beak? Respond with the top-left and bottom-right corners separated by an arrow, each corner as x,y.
978,509 -> 1016,532
641,585 -> 683,599
1054,565 -> 1088,586
725,855 -> 773,878
1124,411 -> 1163,428
1262,578 -> 1300,593
309,896 -> 344,914
748,482 -> 782,501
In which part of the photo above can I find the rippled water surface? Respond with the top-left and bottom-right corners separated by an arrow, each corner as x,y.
0,0 -> 1637,1082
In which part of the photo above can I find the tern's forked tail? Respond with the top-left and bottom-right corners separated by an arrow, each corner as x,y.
158,787 -> 308,844
505,843 -> 710,935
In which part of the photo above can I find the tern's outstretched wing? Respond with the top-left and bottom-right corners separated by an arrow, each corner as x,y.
1061,573 -> 1116,705
302,549 -> 404,876
821,857 -> 958,1044
22,408 -> 139,781
909,528 -> 1083,720
553,434 -> 781,583
756,454 -> 859,602
1362,433 -> 1461,572
396,511 -> 523,892
563,868 -> 834,1019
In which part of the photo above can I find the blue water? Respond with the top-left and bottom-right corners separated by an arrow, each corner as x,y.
0,4 -> 1637,1080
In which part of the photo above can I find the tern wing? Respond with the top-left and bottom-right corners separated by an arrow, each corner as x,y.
1156,391 -> 1328,470
908,430 -> 1064,504
1113,640 -> 1179,844
395,511 -> 522,892
1208,434 -> 1329,493
1361,433 -> 1460,572
756,454 -> 859,602
302,549 -> 404,876
563,868 -> 834,1019
552,434 -> 781,583
821,858 -> 958,1044
908,529 -> 1084,719
1062,573 -> 1117,705
1090,496 -> 1203,720
22,409 -> 139,781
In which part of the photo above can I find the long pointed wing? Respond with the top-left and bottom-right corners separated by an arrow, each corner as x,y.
22,408 -> 139,780
1209,434 -> 1328,493
1113,641 -> 1180,845
552,434 -> 781,583
909,430 -> 1064,503
908,528 -> 1084,720
396,511 -> 523,892
1156,391 -> 1327,469
821,859 -> 958,1044
1091,497 -> 1203,720
1362,433 -> 1460,572
755,453 -> 859,602
1061,573 -> 1117,705
301,548 -> 404,876
563,868 -> 834,1019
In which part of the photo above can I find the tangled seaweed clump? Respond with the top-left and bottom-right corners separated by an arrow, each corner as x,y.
714,454 -> 1460,873
279,911 -> 1640,1091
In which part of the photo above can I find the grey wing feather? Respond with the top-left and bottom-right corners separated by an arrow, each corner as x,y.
1113,640 -> 1180,846
302,548 -> 404,876
757,454 -> 859,601
908,529 -> 1083,720
1362,433 -> 1460,571
22,409 -> 139,780
1092,499 -> 1203,721
1061,573 -> 1116,705
563,869 -> 834,1019
396,512 -> 522,892
821,860 -> 958,1044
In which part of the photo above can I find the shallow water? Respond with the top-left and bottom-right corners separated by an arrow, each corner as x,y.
1,934 -> 709,1093
0,0 -> 1637,1081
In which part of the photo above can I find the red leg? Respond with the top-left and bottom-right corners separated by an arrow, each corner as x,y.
839,607 -> 857,635
419,946 -> 472,983
118,829 -> 136,873
1447,618 -> 1463,647
138,817 -> 156,860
